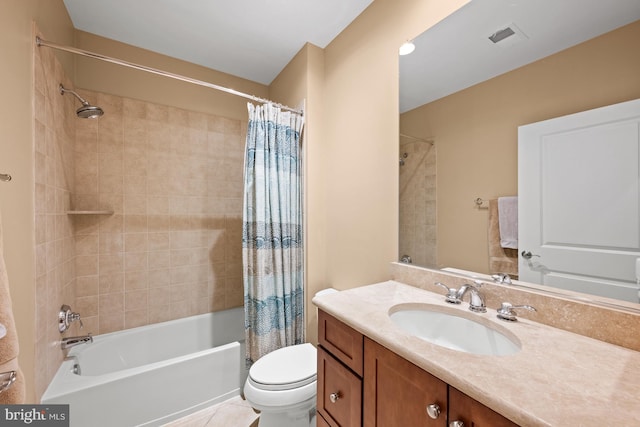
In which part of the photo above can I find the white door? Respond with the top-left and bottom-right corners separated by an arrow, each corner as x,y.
518,98 -> 640,303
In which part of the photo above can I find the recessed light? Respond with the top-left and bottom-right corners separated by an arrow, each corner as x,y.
399,41 -> 415,56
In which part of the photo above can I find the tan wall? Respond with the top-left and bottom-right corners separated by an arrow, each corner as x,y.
32,32 -> 78,399
0,0 -> 75,403
399,140 -> 437,266
270,43 -> 327,345
71,90 -> 245,331
319,0 -> 468,289
400,20 -> 640,274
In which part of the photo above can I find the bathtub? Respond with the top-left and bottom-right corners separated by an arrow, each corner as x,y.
41,307 -> 248,427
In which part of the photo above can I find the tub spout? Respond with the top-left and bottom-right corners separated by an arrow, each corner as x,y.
61,333 -> 93,350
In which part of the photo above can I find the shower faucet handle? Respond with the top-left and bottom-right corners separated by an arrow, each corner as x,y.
59,305 -> 83,333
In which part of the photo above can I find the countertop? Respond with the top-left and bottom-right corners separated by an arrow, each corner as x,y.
312,280 -> 640,426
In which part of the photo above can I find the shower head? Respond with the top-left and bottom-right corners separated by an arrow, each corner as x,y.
59,84 -> 103,119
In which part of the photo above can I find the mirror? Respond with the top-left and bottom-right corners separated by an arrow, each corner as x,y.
399,0 -> 640,306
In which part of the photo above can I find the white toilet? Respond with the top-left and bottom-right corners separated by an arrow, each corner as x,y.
243,288 -> 337,427
244,342 -> 317,427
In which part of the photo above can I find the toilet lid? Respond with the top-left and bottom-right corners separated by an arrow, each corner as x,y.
249,343 -> 317,391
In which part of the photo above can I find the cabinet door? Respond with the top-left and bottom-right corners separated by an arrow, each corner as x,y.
318,346 -> 362,427
363,338 -> 447,427
319,310 -> 364,376
317,413 -> 332,427
448,386 -> 520,427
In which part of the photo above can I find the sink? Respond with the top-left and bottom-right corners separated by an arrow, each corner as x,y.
389,304 -> 521,356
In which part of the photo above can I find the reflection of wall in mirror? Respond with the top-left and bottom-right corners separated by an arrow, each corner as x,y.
399,20 -> 640,275
399,136 -> 436,267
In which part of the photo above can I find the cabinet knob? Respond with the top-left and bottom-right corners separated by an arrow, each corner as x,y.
426,403 -> 441,419
449,421 -> 464,427
329,391 -> 341,403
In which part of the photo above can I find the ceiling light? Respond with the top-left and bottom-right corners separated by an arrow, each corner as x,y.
399,41 -> 415,56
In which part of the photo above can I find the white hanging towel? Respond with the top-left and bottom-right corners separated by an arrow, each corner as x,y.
498,196 -> 518,249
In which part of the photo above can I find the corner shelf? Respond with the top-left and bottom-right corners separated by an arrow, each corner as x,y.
66,210 -> 114,215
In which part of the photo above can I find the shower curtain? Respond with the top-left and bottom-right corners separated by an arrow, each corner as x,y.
242,102 -> 304,365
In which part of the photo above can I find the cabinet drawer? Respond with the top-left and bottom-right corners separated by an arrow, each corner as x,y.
317,346 -> 362,427
449,386 -> 520,427
318,310 -> 364,376
317,347 -> 362,427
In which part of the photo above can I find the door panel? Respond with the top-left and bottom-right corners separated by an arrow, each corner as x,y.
518,98 -> 640,303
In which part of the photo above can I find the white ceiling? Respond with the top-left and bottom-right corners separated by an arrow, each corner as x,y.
62,0 -> 374,85
61,0 -> 640,112
400,0 -> 640,113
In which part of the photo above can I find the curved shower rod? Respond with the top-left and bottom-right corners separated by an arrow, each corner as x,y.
35,36 -> 304,116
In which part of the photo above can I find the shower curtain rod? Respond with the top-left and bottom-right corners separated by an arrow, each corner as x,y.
35,37 -> 304,115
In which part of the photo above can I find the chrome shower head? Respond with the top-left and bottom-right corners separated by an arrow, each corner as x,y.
59,84 -> 104,119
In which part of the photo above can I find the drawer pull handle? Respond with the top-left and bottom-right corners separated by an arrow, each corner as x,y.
426,403 -> 441,419
329,391 -> 341,403
449,421 -> 464,427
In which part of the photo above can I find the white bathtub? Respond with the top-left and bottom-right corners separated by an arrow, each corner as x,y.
42,308 -> 248,427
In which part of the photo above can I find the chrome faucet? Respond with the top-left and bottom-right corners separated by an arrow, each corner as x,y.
434,281 -> 486,312
457,283 -> 487,313
491,273 -> 512,285
496,302 -> 537,322
434,282 -> 461,304
61,333 -> 93,350
59,304 -> 83,333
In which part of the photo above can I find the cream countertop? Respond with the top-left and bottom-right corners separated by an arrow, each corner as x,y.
312,280 -> 640,427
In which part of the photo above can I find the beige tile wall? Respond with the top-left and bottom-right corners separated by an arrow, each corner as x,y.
33,40 -> 77,398
72,91 -> 246,335
398,140 -> 436,267
33,42 -> 246,399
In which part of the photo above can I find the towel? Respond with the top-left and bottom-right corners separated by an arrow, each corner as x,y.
488,199 -> 518,278
0,213 -> 25,403
498,196 -> 518,249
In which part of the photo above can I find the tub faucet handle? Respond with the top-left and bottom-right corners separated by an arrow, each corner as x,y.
59,304 -> 83,333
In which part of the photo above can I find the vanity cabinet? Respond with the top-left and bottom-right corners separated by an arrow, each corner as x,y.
317,310 -> 364,426
363,337 -> 447,426
317,309 -> 520,427
448,386 -> 519,427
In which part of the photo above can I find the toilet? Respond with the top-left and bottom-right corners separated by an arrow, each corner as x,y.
243,288 -> 338,427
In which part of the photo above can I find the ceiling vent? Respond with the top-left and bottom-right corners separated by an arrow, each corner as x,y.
488,23 -> 528,48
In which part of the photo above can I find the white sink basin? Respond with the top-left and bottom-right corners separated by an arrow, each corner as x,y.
389,304 -> 521,356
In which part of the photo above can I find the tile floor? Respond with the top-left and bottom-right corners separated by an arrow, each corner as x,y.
162,396 -> 259,427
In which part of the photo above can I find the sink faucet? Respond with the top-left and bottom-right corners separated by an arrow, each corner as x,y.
434,281 -> 486,312
491,273 -> 512,285
457,283 -> 487,313
61,333 -> 93,350
496,302 -> 537,322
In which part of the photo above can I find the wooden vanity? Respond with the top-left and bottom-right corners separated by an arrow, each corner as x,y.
313,281 -> 640,426
317,310 -> 517,426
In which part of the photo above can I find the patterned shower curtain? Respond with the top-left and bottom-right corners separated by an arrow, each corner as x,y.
242,102 -> 305,365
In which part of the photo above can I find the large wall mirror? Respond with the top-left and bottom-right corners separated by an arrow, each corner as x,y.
399,0 -> 640,307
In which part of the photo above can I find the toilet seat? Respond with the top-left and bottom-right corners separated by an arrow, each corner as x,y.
248,343 -> 317,391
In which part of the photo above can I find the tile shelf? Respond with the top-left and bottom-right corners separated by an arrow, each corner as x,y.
66,210 -> 114,215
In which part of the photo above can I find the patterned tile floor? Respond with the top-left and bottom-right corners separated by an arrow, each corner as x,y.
162,396 -> 259,427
